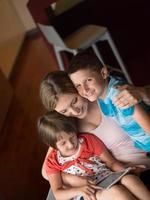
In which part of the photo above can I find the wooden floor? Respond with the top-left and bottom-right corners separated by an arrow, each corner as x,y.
0,34 -> 59,200
0,30 -> 150,200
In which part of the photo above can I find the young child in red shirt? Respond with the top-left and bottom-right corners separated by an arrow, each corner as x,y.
38,111 -> 150,200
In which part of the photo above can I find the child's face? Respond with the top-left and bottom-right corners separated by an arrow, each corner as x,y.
56,132 -> 79,157
69,68 -> 108,102
55,93 -> 88,119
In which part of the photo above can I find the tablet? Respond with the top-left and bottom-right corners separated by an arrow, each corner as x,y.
97,167 -> 132,189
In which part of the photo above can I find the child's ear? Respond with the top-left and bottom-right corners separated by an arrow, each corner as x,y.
101,66 -> 109,79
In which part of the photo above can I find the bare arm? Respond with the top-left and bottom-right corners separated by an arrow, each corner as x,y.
99,142 -> 146,174
113,84 -> 150,108
48,173 -> 97,200
133,104 -> 150,135
141,85 -> 150,105
143,85 -> 150,104
99,146 -> 125,172
61,172 -> 95,187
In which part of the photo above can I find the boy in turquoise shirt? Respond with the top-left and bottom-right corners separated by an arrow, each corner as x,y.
68,50 -> 150,152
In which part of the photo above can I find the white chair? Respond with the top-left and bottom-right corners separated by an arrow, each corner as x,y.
38,23 -> 77,71
38,23 -> 132,83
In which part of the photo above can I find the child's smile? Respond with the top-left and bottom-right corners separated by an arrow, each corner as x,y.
56,132 -> 79,157
69,69 -> 108,102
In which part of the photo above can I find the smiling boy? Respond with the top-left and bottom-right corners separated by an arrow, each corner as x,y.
68,50 -> 150,152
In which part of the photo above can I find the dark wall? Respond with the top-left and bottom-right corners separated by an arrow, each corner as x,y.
49,0 -> 150,84
50,0 -> 150,60
28,0 -> 150,84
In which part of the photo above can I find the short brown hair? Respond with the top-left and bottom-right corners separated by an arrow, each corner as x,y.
40,71 -> 77,111
68,50 -> 104,75
37,111 -> 78,148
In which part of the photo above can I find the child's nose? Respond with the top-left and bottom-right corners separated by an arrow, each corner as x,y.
70,106 -> 80,116
67,141 -> 74,148
84,83 -> 90,92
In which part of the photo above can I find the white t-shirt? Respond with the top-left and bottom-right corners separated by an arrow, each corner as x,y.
90,110 -> 150,168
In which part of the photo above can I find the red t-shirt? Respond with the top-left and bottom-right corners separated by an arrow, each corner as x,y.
44,133 -> 105,175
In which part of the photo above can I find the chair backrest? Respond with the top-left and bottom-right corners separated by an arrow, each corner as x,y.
38,23 -> 67,49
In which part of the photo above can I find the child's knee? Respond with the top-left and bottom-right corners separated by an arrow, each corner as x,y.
99,185 -> 125,200
107,185 -> 125,196
95,189 -> 103,199
121,174 -> 139,185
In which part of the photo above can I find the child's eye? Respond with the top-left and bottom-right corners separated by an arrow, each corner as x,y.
61,109 -> 67,114
87,78 -> 92,82
72,134 -> 77,140
76,84 -> 81,89
60,141 -> 66,146
72,97 -> 77,104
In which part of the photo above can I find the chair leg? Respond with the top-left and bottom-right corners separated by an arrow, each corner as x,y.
72,49 -> 78,55
91,43 -> 105,65
102,31 -> 132,83
54,47 -> 65,70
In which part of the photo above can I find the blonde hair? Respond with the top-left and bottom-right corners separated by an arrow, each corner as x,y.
37,111 -> 78,148
40,71 -> 78,110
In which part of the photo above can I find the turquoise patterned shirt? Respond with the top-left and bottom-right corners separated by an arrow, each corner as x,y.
97,76 -> 150,152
